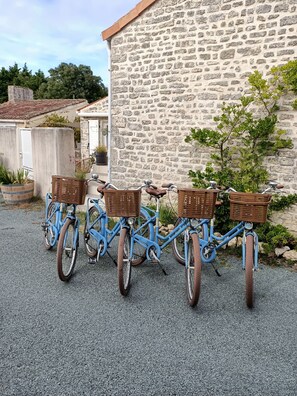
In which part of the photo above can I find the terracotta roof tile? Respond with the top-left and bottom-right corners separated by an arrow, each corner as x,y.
0,99 -> 87,121
102,0 -> 158,41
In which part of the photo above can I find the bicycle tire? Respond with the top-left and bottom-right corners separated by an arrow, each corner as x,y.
245,234 -> 254,308
185,233 -> 202,307
84,205 -> 103,258
131,209 -> 154,266
44,202 -> 57,250
117,228 -> 132,296
172,218 -> 206,265
57,218 -> 78,282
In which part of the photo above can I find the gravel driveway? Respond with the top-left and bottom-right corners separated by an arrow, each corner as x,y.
0,203 -> 296,396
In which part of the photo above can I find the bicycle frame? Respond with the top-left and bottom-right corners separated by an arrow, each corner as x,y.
200,217 -> 259,270
127,197 -> 204,262
85,197 -> 125,257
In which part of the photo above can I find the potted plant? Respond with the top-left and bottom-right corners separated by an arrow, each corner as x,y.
94,145 -> 107,166
0,164 -> 34,204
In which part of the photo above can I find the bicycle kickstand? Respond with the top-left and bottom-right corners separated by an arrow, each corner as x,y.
211,259 -> 222,277
106,250 -> 118,267
149,249 -> 167,275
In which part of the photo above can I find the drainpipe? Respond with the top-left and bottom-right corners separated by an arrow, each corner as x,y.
107,39 -> 112,183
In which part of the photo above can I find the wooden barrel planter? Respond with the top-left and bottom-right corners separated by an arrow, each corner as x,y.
1,182 -> 34,204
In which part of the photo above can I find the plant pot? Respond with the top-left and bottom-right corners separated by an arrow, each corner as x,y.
95,152 -> 107,165
1,182 -> 34,204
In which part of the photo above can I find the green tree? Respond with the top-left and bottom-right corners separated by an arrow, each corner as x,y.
36,63 -> 107,102
186,69 -> 293,193
0,63 -> 47,103
186,65 -> 294,234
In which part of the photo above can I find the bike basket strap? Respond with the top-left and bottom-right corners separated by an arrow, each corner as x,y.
52,175 -> 87,205
178,189 -> 219,219
229,192 -> 271,223
104,189 -> 141,217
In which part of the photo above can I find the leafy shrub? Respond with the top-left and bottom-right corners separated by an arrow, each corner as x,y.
256,223 -> 297,254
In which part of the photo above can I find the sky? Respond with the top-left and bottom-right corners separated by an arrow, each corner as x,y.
0,0 -> 141,85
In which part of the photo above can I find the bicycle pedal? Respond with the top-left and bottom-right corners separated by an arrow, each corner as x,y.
88,258 -> 97,265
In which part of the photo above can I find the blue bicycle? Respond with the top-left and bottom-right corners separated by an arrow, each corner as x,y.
201,182 -> 283,308
108,182 -> 218,306
172,181 -> 282,308
83,180 -> 154,266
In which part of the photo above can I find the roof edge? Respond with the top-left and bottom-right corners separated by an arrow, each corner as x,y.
102,0 -> 158,41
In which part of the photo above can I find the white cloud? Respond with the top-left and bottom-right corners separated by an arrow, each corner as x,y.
0,0 -> 140,83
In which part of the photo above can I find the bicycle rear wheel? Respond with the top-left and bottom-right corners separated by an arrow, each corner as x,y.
185,233 -> 202,307
57,218 -> 78,281
44,202 -> 57,250
84,205 -> 103,258
117,228 -> 132,296
245,234 -> 254,308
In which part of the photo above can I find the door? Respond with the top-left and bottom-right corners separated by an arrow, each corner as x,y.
20,128 -> 33,177
88,119 -> 99,155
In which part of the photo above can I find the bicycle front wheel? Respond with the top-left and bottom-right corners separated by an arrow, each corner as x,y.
57,218 -> 78,281
117,228 -> 132,296
185,233 -> 202,307
173,218 -> 207,265
84,205 -> 103,258
245,234 -> 254,308
44,202 -> 57,250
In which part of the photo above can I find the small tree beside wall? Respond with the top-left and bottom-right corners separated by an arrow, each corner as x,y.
186,61 -> 297,254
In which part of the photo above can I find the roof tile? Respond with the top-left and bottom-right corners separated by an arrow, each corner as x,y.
0,99 -> 87,120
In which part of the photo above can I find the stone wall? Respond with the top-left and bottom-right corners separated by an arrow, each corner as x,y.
109,0 -> 297,232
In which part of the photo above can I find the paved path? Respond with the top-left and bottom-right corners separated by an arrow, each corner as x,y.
0,204 -> 297,396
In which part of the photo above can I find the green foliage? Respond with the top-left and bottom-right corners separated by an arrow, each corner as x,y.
36,63 -> 108,102
94,145 -> 107,153
0,164 -> 30,185
187,66 -> 293,194
0,63 -> 47,103
41,113 -> 70,127
269,194 -> 297,212
41,113 -> 81,145
186,63 -> 295,240
0,164 -> 13,184
256,223 -> 297,253
0,62 -> 107,104
145,203 -> 177,225
276,60 -> 297,94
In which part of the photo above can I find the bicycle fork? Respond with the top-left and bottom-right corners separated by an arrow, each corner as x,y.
242,229 -> 259,271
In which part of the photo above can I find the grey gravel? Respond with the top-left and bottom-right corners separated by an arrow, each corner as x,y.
0,204 -> 297,396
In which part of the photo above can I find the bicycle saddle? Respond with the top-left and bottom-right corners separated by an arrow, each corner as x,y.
97,183 -> 108,194
145,187 -> 167,198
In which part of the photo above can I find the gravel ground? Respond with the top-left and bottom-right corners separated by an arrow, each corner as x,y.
0,203 -> 297,396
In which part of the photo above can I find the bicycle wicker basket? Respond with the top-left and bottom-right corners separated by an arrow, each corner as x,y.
178,188 -> 219,219
52,175 -> 87,205
229,192 -> 271,223
104,189 -> 141,217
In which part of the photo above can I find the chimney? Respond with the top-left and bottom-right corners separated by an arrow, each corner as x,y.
8,85 -> 34,102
